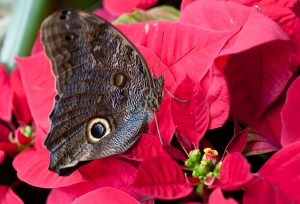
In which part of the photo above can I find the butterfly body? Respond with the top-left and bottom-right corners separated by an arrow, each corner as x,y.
41,10 -> 163,175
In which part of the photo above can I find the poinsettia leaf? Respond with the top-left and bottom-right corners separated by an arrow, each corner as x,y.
103,0 -> 158,16
171,75 -> 210,146
122,134 -> 166,161
0,150 -> 4,164
0,186 -> 23,204
72,187 -> 140,204
243,130 -> 280,156
10,68 -> 32,125
257,142 -> 300,203
136,45 -> 175,143
0,64 -> 12,122
224,128 -> 248,155
205,67 -> 230,129
161,143 -> 187,162
132,155 -> 193,200
219,152 -> 253,191
251,99 -> 283,148
281,76 -> 300,146
243,176 -> 293,204
174,129 -> 193,154
117,21 -> 237,89
16,53 -> 56,133
46,182 -> 98,204
79,157 -> 136,188
180,0 -> 293,124
224,41 -> 292,124
13,148 -> 85,188
209,188 -> 238,204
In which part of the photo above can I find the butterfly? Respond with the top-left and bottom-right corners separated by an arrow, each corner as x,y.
41,10 -> 164,176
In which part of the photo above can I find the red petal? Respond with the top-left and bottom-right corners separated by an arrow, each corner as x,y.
180,0 -> 293,124
15,127 -> 32,146
13,148 -> 85,188
16,53 -> 56,133
46,182 -> 98,204
251,100 -> 283,148
0,142 -> 18,156
206,67 -> 230,129
0,64 -> 12,122
79,157 -> 137,188
257,142 -> 300,203
117,21 -> 236,88
73,187 -> 140,204
225,128 -> 248,154
209,188 -> 238,204
243,130 -> 280,156
224,41 -> 292,124
0,186 -> 23,204
281,76 -> 300,146
171,75 -> 210,146
243,176 -> 292,204
93,8 -> 116,22
0,150 -> 4,164
132,155 -> 193,200
103,0 -> 157,16
219,152 -> 253,191
10,68 -> 32,125
122,134 -> 166,161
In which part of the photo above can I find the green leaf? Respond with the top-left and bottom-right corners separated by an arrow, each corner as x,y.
113,5 -> 179,24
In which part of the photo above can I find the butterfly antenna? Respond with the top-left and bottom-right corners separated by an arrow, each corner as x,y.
160,45 -> 197,76
152,110 -> 163,144
164,88 -> 189,103
158,32 -> 165,71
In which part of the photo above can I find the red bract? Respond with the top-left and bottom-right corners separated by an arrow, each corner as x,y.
231,0 -> 300,68
281,76 -> 300,146
0,185 -> 23,204
72,187 -> 140,204
209,188 -> 238,204
132,155 -> 193,200
171,75 -> 209,147
219,152 -> 253,191
15,53 -> 55,133
216,142 -> 300,203
122,134 -> 167,161
180,0 -> 293,124
0,64 -> 12,122
103,0 -> 158,16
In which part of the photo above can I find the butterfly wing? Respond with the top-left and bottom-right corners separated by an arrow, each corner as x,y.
41,10 -> 155,175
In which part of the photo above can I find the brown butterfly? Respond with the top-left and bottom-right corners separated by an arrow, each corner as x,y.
41,10 -> 164,175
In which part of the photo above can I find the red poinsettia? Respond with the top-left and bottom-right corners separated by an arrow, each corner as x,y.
103,0 -> 158,16
0,152 -> 23,204
216,142 -> 300,203
180,0 -> 293,125
0,63 -> 33,157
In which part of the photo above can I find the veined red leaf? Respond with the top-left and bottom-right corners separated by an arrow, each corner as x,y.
209,188 -> 238,204
281,76 -> 300,146
122,134 -> 166,161
171,75 -> 210,146
219,152 -> 253,191
72,187 -> 140,204
0,64 -> 12,122
243,130 -> 280,156
0,186 -> 23,204
132,155 -> 193,200
16,53 -> 56,133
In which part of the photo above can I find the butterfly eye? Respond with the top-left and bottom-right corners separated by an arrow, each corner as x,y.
87,118 -> 111,143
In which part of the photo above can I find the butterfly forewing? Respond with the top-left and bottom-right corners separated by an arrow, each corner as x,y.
41,10 -> 163,175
